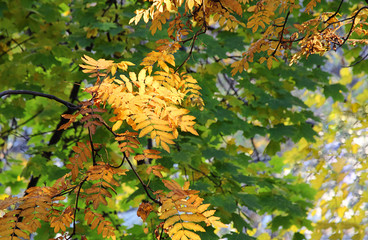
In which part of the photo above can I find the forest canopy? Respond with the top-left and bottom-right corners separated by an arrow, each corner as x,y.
1,0 -> 368,239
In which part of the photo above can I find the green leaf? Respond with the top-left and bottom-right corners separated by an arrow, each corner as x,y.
323,83 -> 347,102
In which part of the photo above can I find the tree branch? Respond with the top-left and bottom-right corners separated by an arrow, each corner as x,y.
68,177 -> 87,240
324,0 -> 344,24
125,157 -> 162,205
271,11 -> 290,57
175,26 -> 207,73
0,90 -> 80,110
0,37 -> 34,57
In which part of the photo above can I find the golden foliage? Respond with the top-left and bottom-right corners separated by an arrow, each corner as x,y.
0,182 -> 71,239
66,141 -> 95,181
81,55 -> 203,153
59,101 -> 106,134
156,180 -> 226,240
84,209 -> 116,240
85,162 -> 128,210
128,0 -> 368,74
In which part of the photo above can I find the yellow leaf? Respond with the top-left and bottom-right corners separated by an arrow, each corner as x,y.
351,103 -> 360,113
248,5 -> 256,12
183,181 -> 190,190
172,230 -> 185,240
112,120 -> 122,132
129,72 -> 137,82
337,206 -> 347,218
138,69 -> 146,83
157,131 -> 175,141
203,209 -> 215,217
182,222 -> 205,232
111,64 -> 117,76
168,222 -> 184,236
339,68 -> 352,85
160,209 -> 178,220
187,0 -> 194,10
143,11 -> 149,23
161,141 -> 170,152
136,120 -> 151,130
164,215 -> 180,228
139,126 -> 154,137
197,204 -> 210,213
180,214 -> 206,222
183,230 -> 201,240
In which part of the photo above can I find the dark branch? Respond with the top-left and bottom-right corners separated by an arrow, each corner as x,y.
0,90 -> 80,110
175,26 -> 207,73
126,157 -> 162,205
0,109 -> 43,137
343,50 -> 368,68
68,177 -> 87,240
0,37 -> 34,57
340,6 -> 368,47
251,137 -> 260,162
324,0 -> 344,24
271,11 -> 290,57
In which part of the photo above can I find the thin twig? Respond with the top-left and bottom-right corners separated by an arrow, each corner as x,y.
175,26 -> 207,73
340,6 -> 368,47
324,0 -> 344,24
342,50 -> 368,68
0,109 -> 43,137
0,37 -> 34,57
68,177 -> 87,240
271,11 -> 290,57
250,137 -> 260,162
126,158 -> 162,205
88,127 -> 97,166
0,90 -> 80,110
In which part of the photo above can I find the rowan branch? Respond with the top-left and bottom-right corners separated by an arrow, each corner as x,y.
0,90 -> 80,110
